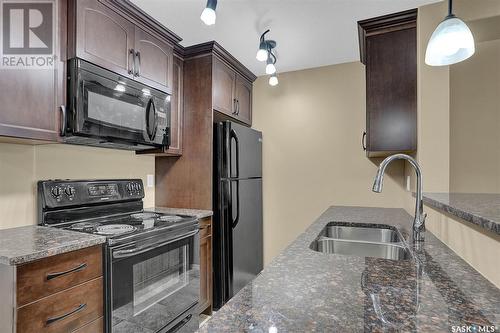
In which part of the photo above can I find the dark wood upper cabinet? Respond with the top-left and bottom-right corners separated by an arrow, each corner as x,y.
168,55 -> 184,155
213,57 -> 236,116
212,55 -> 253,126
234,74 -> 252,125
69,0 -> 180,93
358,9 -> 417,157
73,0 -> 135,77
134,27 -> 174,92
0,0 -> 67,142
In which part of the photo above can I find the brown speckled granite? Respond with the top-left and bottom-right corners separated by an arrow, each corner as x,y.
199,206 -> 500,332
423,193 -> 500,235
0,225 -> 106,265
148,207 -> 213,219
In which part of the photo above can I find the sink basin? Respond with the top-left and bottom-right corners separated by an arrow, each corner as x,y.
312,238 -> 411,260
310,222 -> 411,260
319,223 -> 403,243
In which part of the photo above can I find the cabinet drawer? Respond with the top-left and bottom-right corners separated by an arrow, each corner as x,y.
17,246 -> 102,306
17,277 -> 103,333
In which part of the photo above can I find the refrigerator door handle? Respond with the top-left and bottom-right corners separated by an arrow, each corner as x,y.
229,129 -> 240,178
231,180 -> 240,228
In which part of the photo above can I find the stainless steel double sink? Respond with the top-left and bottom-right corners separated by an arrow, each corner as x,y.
310,223 -> 411,260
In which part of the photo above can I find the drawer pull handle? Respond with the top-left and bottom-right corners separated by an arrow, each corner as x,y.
46,263 -> 87,280
46,303 -> 87,325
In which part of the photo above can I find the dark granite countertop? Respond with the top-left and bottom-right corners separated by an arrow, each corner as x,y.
148,207 -> 213,219
199,206 -> 500,332
422,193 -> 500,235
0,225 -> 106,265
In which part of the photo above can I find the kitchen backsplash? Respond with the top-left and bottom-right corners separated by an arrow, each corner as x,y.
0,142 -> 155,229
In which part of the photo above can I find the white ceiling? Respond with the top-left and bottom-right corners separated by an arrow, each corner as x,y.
132,0 -> 441,76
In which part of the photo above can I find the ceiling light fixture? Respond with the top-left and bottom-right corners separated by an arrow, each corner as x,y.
200,0 -> 217,26
425,0 -> 475,66
269,73 -> 278,86
256,29 -> 277,62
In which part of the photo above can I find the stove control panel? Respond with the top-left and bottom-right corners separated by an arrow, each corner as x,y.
38,179 -> 145,208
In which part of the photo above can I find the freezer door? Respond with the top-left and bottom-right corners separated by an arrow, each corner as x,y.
225,122 -> 262,179
228,178 -> 263,297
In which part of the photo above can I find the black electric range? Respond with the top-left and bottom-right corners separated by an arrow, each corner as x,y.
38,179 -> 200,333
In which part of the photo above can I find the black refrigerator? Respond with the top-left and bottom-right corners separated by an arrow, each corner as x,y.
213,121 -> 263,310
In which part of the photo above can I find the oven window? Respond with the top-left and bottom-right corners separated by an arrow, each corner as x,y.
87,91 -> 145,131
111,238 -> 199,333
133,245 -> 188,314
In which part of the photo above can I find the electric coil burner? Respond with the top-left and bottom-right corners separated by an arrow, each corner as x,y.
38,179 -> 200,333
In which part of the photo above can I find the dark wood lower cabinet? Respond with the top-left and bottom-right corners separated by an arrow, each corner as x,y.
3,246 -> 105,333
17,277 -> 103,333
199,217 -> 213,314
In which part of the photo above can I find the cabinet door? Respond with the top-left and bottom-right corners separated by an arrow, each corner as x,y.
213,57 -> 236,116
234,74 -> 252,125
0,0 -> 66,141
166,56 -> 183,155
365,28 -> 416,156
75,0 -> 134,77
134,27 -> 174,93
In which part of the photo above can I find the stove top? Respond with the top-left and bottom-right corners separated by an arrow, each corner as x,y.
38,179 -> 199,246
63,211 -> 196,239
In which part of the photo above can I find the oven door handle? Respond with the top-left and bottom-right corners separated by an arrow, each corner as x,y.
112,229 -> 198,259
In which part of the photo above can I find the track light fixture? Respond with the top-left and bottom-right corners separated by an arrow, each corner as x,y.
200,0 -> 217,26
425,0 -> 475,66
257,30 -> 279,86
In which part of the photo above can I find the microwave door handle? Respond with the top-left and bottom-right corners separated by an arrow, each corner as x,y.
113,229 -> 199,259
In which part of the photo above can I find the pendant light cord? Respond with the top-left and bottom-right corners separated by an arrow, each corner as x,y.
447,0 -> 454,18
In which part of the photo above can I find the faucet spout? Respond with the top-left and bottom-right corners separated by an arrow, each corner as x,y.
372,154 -> 426,242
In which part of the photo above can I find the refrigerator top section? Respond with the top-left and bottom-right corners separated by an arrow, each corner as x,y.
221,121 -> 262,180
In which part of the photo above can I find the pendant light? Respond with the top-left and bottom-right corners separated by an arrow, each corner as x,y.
425,0 -> 475,66
269,73 -> 279,86
265,56 -> 276,75
200,0 -> 217,26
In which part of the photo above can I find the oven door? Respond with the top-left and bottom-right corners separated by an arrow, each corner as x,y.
109,228 -> 199,333
69,59 -> 170,148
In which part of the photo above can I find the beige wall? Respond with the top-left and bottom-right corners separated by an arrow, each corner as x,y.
0,143 -> 155,229
252,62 -> 407,264
450,39 -> 500,192
405,0 -> 500,288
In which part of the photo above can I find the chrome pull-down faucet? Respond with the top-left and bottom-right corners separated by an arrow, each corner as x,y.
372,154 -> 426,242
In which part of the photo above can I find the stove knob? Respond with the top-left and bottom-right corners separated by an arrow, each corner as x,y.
126,183 -> 132,191
50,186 -> 61,198
65,186 -> 76,197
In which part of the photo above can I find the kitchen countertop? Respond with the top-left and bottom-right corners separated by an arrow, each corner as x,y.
199,206 -> 500,332
423,193 -> 500,235
0,225 -> 106,266
149,207 -> 213,219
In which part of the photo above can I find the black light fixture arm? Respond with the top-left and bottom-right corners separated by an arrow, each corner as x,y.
260,29 -> 271,43
268,50 -> 277,64
446,0 -> 455,18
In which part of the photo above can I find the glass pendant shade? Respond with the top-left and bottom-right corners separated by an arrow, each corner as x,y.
425,16 -> 475,66
265,63 -> 276,75
256,45 -> 268,62
200,0 -> 217,26
200,7 -> 216,25
269,74 -> 278,86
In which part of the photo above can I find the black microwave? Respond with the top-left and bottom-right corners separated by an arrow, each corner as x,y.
62,58 -> 170,151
